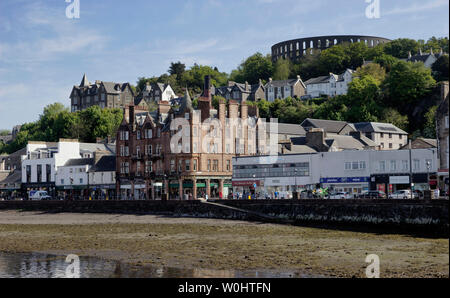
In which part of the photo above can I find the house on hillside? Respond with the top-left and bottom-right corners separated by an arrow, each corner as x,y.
305,69 -> 354,98
265,76 -> 306,102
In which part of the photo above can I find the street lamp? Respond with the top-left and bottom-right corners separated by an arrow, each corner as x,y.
426,161 -> 431,192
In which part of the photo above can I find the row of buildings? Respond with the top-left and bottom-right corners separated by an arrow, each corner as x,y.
1,78 -> 448,200
69,70 -> 355,114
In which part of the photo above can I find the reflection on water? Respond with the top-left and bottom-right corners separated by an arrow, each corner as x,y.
0,252 -> 317,278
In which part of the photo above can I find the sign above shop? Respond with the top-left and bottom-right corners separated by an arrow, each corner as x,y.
389,176 -> 410,185
320,177 -> 369,184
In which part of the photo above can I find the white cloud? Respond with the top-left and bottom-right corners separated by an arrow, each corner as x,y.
384,0 -> 449,16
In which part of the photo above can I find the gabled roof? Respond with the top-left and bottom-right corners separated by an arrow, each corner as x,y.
301,118 -> 354,134
0,169 -> 21,185
266,123 -> 306,136
304,76 -> 329,85
266,78 -> 301,88
353,122 -> 408,135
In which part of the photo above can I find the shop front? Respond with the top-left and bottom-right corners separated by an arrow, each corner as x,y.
370,173 -> 432,195
320,177 -> 370,196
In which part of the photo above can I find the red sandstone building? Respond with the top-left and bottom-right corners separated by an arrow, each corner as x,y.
116,76 -> 262,200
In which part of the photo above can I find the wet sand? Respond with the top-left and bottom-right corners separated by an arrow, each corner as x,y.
0,210 -> 448,278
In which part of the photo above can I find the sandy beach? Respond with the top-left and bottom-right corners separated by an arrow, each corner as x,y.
0,210 -> 448,278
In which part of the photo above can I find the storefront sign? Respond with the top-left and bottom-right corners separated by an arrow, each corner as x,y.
389,176 -> 410,184
232,180 -> 260,187
320,177 -> 369,184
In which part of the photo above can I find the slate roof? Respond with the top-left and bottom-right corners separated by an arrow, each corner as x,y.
301,118 -> 354,134
353,122 -> 408,135
266,123 -> 306,136
90,155 -> 116,172
0,169 -> 21,186
304,76 -> 329,85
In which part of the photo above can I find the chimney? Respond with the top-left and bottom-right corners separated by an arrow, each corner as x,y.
306,128 -> 327,151
203,75 -> 211,100
129,105 -> 135,128
245,81 -> 249,91
297,75 -> 301,81
269,78 -> 273,83
259,79 -> 262,85
241,102 -> 248,120
228,81 -> 236,87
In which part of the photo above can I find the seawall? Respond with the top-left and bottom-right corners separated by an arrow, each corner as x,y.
0,199 -> 448,236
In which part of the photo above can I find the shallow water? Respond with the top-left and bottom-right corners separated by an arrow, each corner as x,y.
0,252 -> 318,278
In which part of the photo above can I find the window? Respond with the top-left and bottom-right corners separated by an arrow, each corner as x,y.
352,162 -> 359,170
136,146 -> 140,157
445,116 -> 449,129
402,160 -> 408,171
185,160 -> 190,171
359,161 -> 366,169
157,128 -> 161,138
379,161 -> 386,171
193,160 -> 197,171
170,159 -> 175,172
389,143 -> 393,149
226,160 -> 231,171
178,160 -> 183,172
345,162 -> 352,170
380,133 -> 384,138
381,143 -> 384,149
80,178 -> 83,184
390,160 -> 396,171
136,161 -> 141,175
399,135 -> 403,140
213,160 -> 219,171
413,159 -> 420,171
145,161 -> 152,173
389,134 -> 392,139
61,179 -> 64,185
137,130 -> 141,140
207,159 -> 211,171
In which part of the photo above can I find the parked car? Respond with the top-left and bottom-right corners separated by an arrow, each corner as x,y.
28,190 -> 52,201
389,190 -> 413,199
328,192 -> 352,199
359,191 -> 386,199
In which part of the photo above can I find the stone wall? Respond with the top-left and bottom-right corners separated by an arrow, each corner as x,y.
0,199 -> 447,235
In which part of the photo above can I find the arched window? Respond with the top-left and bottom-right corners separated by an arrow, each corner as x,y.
326,39 -> 330,47
310,40 -> 314,48
318,40 -> 322,48
303,41 -> 306,49
334,39 -> 338,45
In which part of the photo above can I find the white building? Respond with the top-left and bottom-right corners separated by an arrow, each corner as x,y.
406,49 -> 447,68
21,140 -> 115,196
142,82 -> 176,103
352,122 -> 408,150
305,69 -> 354,98
232,148 -> 438,198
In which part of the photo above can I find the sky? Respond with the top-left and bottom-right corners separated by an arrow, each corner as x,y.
0,0 -> 448,130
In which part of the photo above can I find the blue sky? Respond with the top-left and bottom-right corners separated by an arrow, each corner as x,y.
0,0 -> 448,130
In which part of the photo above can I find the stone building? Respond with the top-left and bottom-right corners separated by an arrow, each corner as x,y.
116,76 -> 262,200
212,80 -> 266,102
70,74 -> 136,112
265,76 -> 306,102
406,49 -> 447,68
141,82 -> 176,103
436,81 -> 449,193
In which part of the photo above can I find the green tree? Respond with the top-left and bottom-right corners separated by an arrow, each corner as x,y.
354,63 -> 386,83
168,61 -> 186,77
431,55 -> 449,82
273,58 -> 291,80
380,108 -> 409,131
383,38 -> 420,58
383,61 -> 436,108
423,105 -> 438,138
0,130 -> 10,136
230,53 -> 273,84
